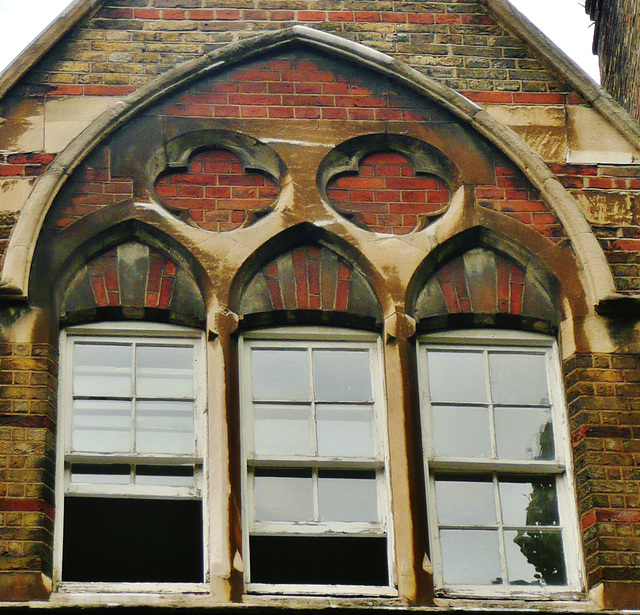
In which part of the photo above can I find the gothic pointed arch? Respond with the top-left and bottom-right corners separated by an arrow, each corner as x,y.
60,240 -> 207,328
1,26 -> 614,314
32,211 -> 212,326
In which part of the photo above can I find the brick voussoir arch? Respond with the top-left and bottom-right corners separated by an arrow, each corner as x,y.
0,26 -> 615,310
227,222 -> 391,323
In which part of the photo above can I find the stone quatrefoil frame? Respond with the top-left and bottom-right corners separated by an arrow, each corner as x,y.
148,131 -> 457,236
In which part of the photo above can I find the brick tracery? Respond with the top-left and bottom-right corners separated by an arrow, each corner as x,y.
155,149 -> 279,231
326,152 -> 450,235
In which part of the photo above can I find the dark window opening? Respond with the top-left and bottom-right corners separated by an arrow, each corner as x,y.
249,535 -> 388,586
62,497 -> 203,583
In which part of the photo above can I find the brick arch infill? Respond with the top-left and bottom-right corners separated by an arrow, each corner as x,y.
31,201 -> 213,317
0,26 -> 615,310
226,222 -> 389,322
405,218 -> 588,324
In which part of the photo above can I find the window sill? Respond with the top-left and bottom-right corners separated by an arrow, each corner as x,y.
433,594 -> 594,611
245,584 -> 399,598
53,582 -> 210,596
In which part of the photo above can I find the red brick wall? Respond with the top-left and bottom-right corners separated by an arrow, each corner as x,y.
477,163 -> 565,243
0,154 -> 55,180
565,353 -> 640,586
0,343 -> 57,579
24,1 -> 569,98
53,147 -> 133,229
155,149 -> 279,231
327,152 -> 449,234
158,55 -> 428,122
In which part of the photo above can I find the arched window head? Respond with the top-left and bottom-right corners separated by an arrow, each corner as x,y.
415,248 -> 557,333
61,242 -> 206,327
239,244 -> 382,330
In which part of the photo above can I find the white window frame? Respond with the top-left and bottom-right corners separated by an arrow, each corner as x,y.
54,321 -> 209,593
417,329 -> 584,600
239,327 -> 396,597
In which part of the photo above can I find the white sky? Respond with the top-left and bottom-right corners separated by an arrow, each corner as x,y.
0,0 -> 599,82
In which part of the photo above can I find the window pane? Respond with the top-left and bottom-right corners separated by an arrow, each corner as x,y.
254,470 -> 314,522
432,406 -> 491,458
70,464 -> 130,485
73,343 -> 132,397
504,530 -> 567,585
62,497 -> 203,582
440,529 -> 502,585
72,399 -> 131,452
435,479 -> 496,526
135,465 -> 195,488
499,479 -> 560,527
249,535 -> 388,586
254,405 -> 312,456
251,349 -> 309,401
135,401 -> 195,454
318,470 -> 378,522
317,406 -> 375,458
313,350 -> 372,402
136,345 -> 194,398
427,351 -> 486,403
495,407 -> 555,460
489,352 -> 549,405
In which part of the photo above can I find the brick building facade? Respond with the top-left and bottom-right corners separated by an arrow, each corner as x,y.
2,0 -> 640,611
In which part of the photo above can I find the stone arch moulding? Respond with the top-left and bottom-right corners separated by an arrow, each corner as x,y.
31,209 -> 214,316
60,240 -> 207,328
0,25 -> 615,311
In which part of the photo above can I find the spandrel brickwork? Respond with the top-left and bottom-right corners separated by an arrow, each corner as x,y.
24,1 -> 569,98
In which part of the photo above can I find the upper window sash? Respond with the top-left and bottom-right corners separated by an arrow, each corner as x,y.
58,324 -> 206,499
418,336 -> 568,468
417,331 -> 583,598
